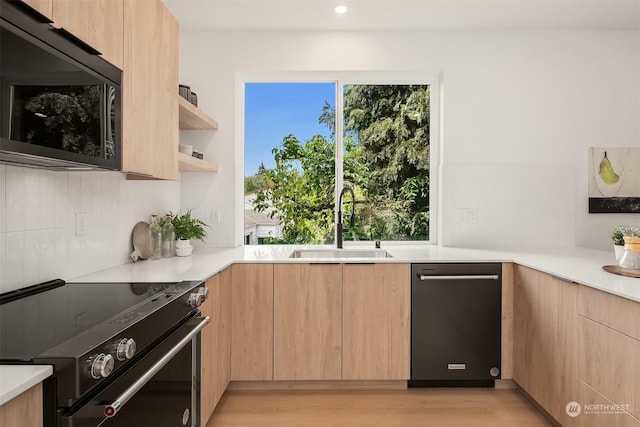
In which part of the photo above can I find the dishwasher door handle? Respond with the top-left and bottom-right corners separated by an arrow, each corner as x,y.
418,274 -> 499,281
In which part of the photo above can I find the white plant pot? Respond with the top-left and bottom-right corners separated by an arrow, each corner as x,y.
175,239 -> 193,257
614,244 -> 625,262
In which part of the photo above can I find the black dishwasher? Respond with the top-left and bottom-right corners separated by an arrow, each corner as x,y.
410,263 -> 502,387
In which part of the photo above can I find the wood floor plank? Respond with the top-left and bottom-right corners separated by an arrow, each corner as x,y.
207,388 -> 553,427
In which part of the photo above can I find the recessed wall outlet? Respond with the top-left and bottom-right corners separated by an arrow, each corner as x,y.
75,212 -> 88,236
458,208 -> 478,224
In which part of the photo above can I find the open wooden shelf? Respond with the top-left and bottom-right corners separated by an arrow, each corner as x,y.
178,152 -> 219,172
178,96 -> 219,130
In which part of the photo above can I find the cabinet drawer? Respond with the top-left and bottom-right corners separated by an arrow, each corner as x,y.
577,380 -> 640,427
578,316 -> 640,418
578,286 -> 640,340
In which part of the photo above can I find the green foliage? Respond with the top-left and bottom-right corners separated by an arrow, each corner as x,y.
245,163 -> 273,193
251,84 -> 431,244
343,85 -> 430,241
611,227 -> 624,246
171,210 -> 209,241
254,134 -> 338,244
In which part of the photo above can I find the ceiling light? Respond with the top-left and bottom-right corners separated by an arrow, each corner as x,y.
334,5 -> 347,15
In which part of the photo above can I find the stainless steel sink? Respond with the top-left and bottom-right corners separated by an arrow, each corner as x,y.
289,248 -> 392,259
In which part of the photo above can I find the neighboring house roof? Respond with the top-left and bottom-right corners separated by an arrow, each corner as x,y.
244,209 -> 279,227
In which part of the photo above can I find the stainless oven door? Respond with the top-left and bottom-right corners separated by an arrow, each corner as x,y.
61,316 -> 209,427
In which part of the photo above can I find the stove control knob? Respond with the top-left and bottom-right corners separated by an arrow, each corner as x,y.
116,338 -> 137,361
90,353 -> 114,379
188,292 -> 204,308
198,287 -> 209,301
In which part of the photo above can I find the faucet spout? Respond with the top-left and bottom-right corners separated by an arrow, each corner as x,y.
337,187 -> 356,249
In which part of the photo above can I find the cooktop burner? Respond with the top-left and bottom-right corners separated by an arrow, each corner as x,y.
0,279 -> 206,407
0,280 -> 199,361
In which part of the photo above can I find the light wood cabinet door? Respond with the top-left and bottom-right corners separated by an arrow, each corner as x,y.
577,380 -> 640,427
513,265 -> 578,426
230,264 -> 274,380
51,0 -> 124,69
122,0 -> 178,180
342,263 -> 410,380
274,263 -> 342,380
200,269 -> 232,425
200,274 -> 216,425
216,267 -> 232,396
578,316 -> 640,419
0,383 -> 43,427
21,0 -> 52,18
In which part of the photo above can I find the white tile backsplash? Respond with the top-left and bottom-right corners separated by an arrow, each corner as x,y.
0,167 -> 5,233
0,166 -> 181,294
5,167 -> 26,233
5,231 -> 25,286
441,162 -> 577,249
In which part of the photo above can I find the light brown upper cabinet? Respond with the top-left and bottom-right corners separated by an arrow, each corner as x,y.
51,0 -> 124,69
342,263 -> 410,380
273,263 -> 342,380
20,0 -> 52,18
121,0 -> 178,180
513,265 -> 578,427
230,264 -> 274,381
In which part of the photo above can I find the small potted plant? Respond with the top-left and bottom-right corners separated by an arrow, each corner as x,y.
611,227 -> 625,260
171,210 -> 209,256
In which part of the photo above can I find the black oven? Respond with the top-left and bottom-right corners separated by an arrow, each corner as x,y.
0,280 -> 210,427
0,1 -> 121,170
59,316 -> 207,427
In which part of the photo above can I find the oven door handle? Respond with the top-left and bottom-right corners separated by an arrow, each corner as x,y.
103,316 -> 210,418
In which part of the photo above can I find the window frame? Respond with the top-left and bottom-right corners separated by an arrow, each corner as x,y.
237,71 -> 441,246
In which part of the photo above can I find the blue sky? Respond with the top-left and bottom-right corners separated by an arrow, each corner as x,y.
244,82 -> 335,176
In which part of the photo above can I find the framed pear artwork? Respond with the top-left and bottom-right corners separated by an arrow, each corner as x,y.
588,147 -> 640,213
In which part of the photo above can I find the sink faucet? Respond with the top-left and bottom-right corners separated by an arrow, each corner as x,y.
337,186 -> 355,249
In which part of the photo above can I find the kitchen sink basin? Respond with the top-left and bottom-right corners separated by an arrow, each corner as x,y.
289,248 -> 393,259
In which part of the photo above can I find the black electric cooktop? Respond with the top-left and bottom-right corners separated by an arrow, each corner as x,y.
0,280 -> 199,361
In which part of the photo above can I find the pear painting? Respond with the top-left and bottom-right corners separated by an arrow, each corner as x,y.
589,147 -> 640,213
599,151 -> 619,185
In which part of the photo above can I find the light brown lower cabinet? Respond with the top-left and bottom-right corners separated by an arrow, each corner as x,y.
230,264 -> 274,380
577,286 -> 640,423
577,378 -> 640,427
273,263 -> 342,380
342,263 -> 410,380
513,265 -> 578,426
200,268 -> 231,425
0,383 -> 43,427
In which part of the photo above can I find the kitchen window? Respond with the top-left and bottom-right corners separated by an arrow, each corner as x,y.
243,74 -> 438,245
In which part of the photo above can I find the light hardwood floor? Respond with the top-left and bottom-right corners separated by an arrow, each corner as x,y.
206,388 -> 553,427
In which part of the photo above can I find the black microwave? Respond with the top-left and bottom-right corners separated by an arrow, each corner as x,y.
0,1 -> 121,170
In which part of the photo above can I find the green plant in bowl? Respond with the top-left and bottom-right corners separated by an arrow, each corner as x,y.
171,210 -> 209,241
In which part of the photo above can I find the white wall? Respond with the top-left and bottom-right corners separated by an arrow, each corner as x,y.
0,166 -> 181,293
178,29 -> 640,251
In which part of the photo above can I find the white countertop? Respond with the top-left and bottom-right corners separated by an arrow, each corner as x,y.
3,244 -> 638,408
0,365 -> 52,406
70,244 -> 640,303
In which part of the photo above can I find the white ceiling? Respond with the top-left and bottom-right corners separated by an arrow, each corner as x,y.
163,0 -> 640,31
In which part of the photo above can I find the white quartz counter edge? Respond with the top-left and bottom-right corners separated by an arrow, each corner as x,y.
70,245 -> 640,303
0,365 -> 52,406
